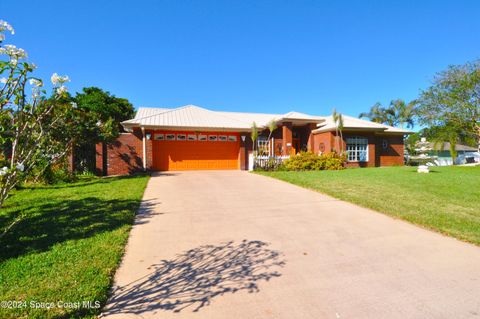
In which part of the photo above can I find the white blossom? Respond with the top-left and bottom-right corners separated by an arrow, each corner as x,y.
0,166 -> 8,176
29,78 -> 43,87
0,44 -> 27,63
71,101 -> 78,109
0,20 -> 14,35
56,85 -> 68,95
0,77 -> 6,84
0,34 -> 4,42
16,163 -> 25,172
51,73 -> 70,86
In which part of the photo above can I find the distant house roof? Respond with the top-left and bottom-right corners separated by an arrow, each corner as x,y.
313,115 -> 413,134
122,105 -> 411,134
428,142 -> 478,152
122,105 -> 326,131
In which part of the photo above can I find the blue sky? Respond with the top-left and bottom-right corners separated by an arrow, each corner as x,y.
2,0 -> 479,119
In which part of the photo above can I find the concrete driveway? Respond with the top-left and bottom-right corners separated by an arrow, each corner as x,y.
102,171 -> 480,319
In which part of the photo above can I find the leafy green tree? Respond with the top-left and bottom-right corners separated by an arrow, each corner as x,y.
74,87 -> 134,135
416,60 -> 480,150
72,87 -> 134,172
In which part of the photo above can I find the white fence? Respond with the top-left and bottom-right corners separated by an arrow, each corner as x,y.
251,155 -> 290,170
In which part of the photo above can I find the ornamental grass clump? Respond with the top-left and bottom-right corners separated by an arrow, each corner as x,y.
282,151 -> 345,171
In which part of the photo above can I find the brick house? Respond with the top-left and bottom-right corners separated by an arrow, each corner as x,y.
95,105 -> 411,175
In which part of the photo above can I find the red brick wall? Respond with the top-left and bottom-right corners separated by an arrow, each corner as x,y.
95,143 -> 105,175
376,135 -> 405,166
313,131 -> 334,154
311,131 -> 404,167
95,130 -> 152,176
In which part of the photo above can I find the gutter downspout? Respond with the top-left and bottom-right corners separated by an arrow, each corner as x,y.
141,127 -> 146,171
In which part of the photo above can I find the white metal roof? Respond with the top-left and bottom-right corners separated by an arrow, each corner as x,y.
122,105 -> 411,134
123,105 -> 253,131
313,115 -> 413,134
133,107 -> 170,119
122,105 -> 326,131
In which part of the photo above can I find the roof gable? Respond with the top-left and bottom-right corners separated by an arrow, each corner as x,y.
123,105 -> 253,130
314,115 -> 413,134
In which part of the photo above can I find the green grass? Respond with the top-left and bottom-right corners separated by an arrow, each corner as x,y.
0,175 -> 149,319
258,166 -> 480,245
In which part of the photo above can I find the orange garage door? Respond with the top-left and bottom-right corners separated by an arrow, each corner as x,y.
152,133 -> 240,171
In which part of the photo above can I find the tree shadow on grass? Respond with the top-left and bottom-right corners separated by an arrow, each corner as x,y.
0,197 -> 158,261
101,240 -> 285,316
17,174 -> 149,191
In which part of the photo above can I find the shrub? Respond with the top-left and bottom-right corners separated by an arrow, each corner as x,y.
282,151 -> 346,171
26,161 -> 77,185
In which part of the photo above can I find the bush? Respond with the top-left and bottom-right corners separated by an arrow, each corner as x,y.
281,151 -> 346,171
26,161 -> 77,185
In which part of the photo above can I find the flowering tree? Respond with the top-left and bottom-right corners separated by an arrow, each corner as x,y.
0,20 -> 75,208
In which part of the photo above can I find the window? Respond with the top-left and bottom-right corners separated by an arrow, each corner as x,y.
154,134 -> 164,141
257,137 -> 269,156
218,135 -> 227,141
208,135 -> 218,141
346,137 -> 368,162
198,134 -> 207,141
177,134 -> 186,141
165,134 -> 175,141
187,134 -> 197,141
228,135 -> 237,142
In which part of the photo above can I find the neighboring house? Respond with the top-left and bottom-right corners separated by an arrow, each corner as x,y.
427,142 -> 479,166
95,105 -> 412,175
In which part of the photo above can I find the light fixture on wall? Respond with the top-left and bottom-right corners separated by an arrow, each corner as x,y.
241,135 -> 246,142
145,133 -> 152,140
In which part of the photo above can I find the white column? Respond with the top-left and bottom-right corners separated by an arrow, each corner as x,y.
141,127 -> 146,171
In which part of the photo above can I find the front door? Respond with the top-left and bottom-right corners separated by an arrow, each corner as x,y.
292,138 -> 301,154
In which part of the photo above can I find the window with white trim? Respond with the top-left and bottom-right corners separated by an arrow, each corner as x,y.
346,137 -> 368,162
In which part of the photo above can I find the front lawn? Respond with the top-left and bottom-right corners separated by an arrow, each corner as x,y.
258,166 -> 480,245
0,175 -> 149,319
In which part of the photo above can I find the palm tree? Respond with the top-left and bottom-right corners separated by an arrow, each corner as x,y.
359,102 -> 391,124
359,99 -> 416,128
337,113 -> 344,154
332,109 -> 344,154
389,99 -> 416,129
266,119 -> 277,156
251,122 -> 258,156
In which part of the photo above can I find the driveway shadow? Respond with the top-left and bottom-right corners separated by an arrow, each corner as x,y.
102,240 -> 285,315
